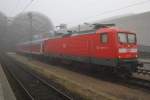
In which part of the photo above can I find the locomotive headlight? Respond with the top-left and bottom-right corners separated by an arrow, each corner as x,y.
130,48 -> 137,52
136,54 -> 138,57
119,48 -> 127,53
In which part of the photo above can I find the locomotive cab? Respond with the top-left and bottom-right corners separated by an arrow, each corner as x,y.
95,26 -> 139,76
117,32 -> 139,74
117,32 -> 137,59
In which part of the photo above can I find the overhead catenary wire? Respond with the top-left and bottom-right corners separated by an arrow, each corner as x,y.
96,0 -> 150,16
10,0 -> 20,16
19,0 -> 34,15
79,0 -> 150,24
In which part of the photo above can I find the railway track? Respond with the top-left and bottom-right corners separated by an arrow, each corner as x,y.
137,68 -> 150,75
129,68 -> 150,90
127,77 -> 150,90
28,54 -> 150,91
0,54 -> 73,100
31,56 -> 150,91
1,53 -> 150,100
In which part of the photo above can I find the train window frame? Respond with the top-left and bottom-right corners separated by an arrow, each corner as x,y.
127,33 -> 136,44
118,32 -> 128,44
100,33 -> 108,44
118,32 -> 136,44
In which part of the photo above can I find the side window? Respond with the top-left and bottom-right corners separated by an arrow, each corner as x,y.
101,33 -> 108,44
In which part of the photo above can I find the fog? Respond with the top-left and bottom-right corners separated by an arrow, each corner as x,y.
0,12 -> 7,50
0,11 -> 54,51
0,0 -> 150,51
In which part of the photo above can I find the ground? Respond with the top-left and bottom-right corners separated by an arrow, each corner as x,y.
8,53 -> 150,100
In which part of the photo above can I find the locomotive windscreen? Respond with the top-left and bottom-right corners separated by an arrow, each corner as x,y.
128,34 -> 136,43
118,32 -> 136,44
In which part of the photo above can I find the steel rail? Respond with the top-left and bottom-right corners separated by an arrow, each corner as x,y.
137,68 -> 150,75
14,59 -> 73,100
0,55 -> 73,100
0,58 -> 34,100
128,77 -> 150,90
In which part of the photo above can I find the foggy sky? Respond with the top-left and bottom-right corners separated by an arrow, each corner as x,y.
0,0 -> 150,27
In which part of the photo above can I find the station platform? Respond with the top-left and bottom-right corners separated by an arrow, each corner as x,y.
0,64 -> 16,100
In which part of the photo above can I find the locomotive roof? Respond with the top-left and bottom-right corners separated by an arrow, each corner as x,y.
96,27 -> 135,34
18,26 -> 135,46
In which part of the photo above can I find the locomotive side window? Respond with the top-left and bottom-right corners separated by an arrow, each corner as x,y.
101,33 -> 108,43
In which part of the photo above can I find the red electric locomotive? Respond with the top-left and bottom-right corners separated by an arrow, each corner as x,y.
17,24 -> 141,77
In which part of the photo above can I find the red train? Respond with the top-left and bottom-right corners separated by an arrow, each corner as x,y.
17,24 -> 142,77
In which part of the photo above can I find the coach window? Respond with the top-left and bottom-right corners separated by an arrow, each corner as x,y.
101,33 -> 108,44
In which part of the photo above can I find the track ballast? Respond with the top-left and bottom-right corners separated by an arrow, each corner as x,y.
0,54 -> 73,100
